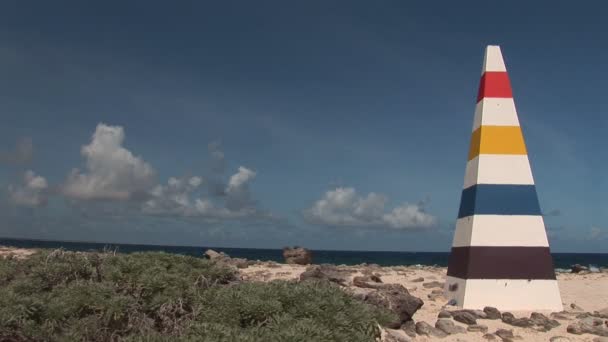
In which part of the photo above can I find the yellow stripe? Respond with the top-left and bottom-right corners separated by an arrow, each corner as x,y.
468,126 -> 527,160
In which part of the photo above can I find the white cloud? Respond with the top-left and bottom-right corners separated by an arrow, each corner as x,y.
8,170 -> 48,207
62,123 -> 156,200
304,187 -> 436,229
143,166 -> 264,220
589,227 -> 607,240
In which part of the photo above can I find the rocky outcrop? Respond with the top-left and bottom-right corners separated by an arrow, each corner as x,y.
282,246 -> 312,265
203,249 -> 250,269
299,264 -> 348,285
571,264 -> 589,273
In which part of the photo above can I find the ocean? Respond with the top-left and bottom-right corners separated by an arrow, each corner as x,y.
2,238 -> 607,270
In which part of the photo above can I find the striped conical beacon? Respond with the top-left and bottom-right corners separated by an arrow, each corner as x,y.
444,46 -> 562,311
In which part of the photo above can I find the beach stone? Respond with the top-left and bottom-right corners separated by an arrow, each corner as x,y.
502,314 -> 534,328
299,265 -> 347,285
422,281 -> 444,289
451,311 -> 477,325
495,329 -> 515,340
438,310 -> 452,318
530,312 -> 561,331
364,284 -> 424,328
384,328 -> 411,342
571,264 -> 588,273
483,333 -> 497,340
411,277 -> 424,282
435,319 -> 466,335
282,246 -> 312,265
468,324 -> 489,333
484,306 -> 502,320
401,320 -> 417,338
549,337 -> 571,342
415,321 -> 447,338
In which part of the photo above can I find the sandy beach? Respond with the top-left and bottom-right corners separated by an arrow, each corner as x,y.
242,263 -> 608,341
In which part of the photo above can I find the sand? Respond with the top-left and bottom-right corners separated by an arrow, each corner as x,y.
242,263 -> 608,341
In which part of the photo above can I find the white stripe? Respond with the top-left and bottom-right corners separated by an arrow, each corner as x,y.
445,277 -> 562,311
481,45 -> 507,74
463,155 -> 534,188
452,215 -> 549,247
472,98 -> 520,131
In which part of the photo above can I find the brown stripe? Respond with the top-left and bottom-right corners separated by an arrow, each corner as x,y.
447,246 -> 556,280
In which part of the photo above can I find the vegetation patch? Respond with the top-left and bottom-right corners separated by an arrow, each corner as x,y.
0,250 -> 395,341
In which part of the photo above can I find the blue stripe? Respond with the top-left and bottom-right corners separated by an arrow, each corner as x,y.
458,184 -> 541,218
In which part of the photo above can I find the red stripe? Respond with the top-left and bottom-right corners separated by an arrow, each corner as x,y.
477,71 -> 513,102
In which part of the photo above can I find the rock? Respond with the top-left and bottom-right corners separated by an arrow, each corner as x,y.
299,265 -> 348,285
570,303 -> 585,311
422,281 -> 444,289
282,246 -> 312,265
551,312 -> 572,320
472,309 -> 488,319
580,316 -> 604,327
571,264 -> 588,273
401,320 -> 417,338
346,286 -> 375,301
483,333 -> 497,340
411,277 -> 424,282
353,275 -> 384,289
530,312 -> 561,331
438,310 -> 452,318
415,321 -> 448,338
597,307 -> 608,319
435,319 -> 466,335
384,328 -> 411,342
364,284 -> 424,328
549,337 -> 571,342
484,306 -> 502,320
451,311 -> 477,325
567,321 -> 608,336
203,249 -> 225,260
495,329 -> 515,340
502,312 -> 534,328
468,324 -> 489,333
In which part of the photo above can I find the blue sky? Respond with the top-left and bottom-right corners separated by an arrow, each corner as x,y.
1,1 -> 606,252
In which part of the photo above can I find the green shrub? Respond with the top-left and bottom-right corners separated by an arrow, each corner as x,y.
0,250 -> 395,341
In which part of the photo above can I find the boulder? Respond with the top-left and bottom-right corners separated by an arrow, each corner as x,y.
203,249 -> 226,260
282,246 -> 312,265
364,284 -> 424,328
451,311 -> 477,325
468,324 -> 489,333
415,321 -> 448,338
530,312 -> 561,331
571,264 -> 588,273
299,265 -> 348,285
484,306 -> 502,320
435,319 -> 466,335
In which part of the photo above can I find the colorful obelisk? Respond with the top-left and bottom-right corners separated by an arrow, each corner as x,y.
444,46 -> 562,311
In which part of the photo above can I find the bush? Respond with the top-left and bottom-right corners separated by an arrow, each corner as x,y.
0,250 -> 395,341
